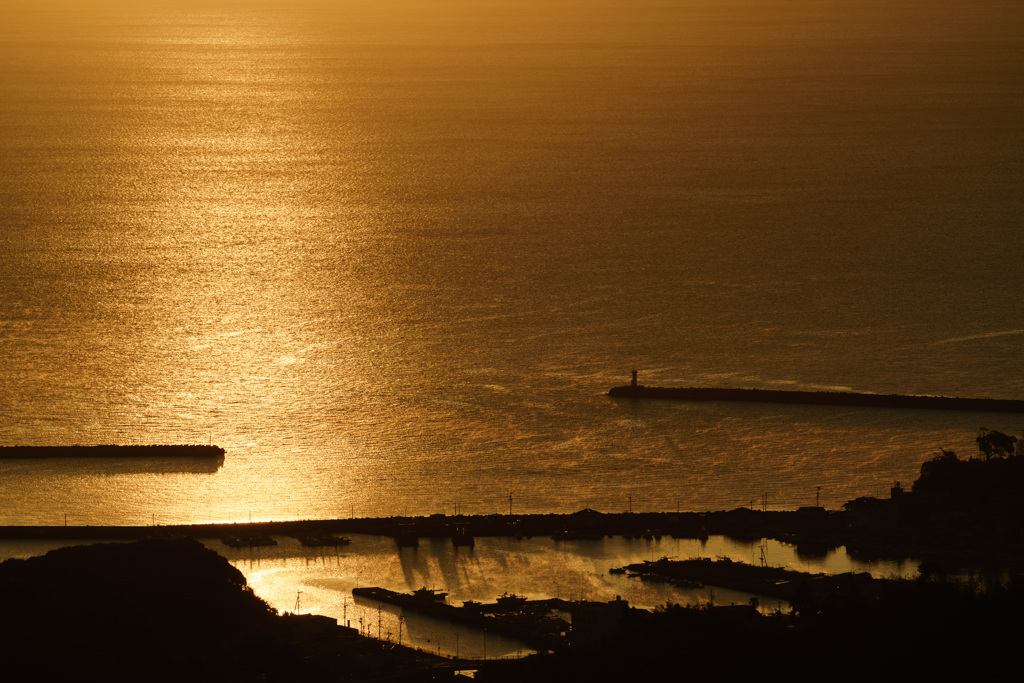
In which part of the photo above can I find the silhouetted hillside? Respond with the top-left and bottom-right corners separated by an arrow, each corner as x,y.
0,539 -> 294,681
840,432 -> 1024,565
0,538 -> 459,681
913,447 -> 1024,515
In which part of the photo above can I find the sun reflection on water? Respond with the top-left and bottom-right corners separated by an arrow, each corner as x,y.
3,0 -> 1023,527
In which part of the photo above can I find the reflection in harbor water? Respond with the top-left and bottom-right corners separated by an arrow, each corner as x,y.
213,533 -> 919,659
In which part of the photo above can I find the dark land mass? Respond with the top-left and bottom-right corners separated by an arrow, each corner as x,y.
0,538 -> 451,682
474,571 -> 1021,681
3,538 -> 1018,681
617,555 -> 869,602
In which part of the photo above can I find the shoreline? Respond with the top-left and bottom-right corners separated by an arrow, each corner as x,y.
0,509 -> 834,541
3,506 -> 1019,569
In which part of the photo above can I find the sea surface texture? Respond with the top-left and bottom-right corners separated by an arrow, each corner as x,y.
2,0 -> 1022,525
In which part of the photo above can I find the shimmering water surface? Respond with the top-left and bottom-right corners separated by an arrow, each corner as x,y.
2,0 -> 1023,527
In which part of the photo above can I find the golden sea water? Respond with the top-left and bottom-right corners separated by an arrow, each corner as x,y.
2,0 -> 1023,526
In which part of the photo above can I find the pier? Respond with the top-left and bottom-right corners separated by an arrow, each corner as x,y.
0,444 -> 227,459
608,382 -> 1024,413
352,586 -> 566,651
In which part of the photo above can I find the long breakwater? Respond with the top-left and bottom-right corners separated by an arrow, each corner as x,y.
607,385 -> 1024,413
0,445 -> 226,459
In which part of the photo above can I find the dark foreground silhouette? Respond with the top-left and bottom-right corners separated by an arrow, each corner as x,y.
3,537 -> 1016,681
476,574 -> 1021,681
0,539 -> 445,682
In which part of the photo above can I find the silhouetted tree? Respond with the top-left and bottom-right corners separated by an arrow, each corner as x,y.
915,449 -> 959,491
976,429 -> 1017,459
916,560 -> 946,583
790,582 -> 818,618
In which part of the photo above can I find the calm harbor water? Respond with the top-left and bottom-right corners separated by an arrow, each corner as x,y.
2,0 -> 1023,528
0,533 -> 919,658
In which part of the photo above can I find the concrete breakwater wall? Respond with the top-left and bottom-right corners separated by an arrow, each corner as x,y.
352,586 -> 563,650
0,444 -> 226,459
608,385 -> 1024,413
